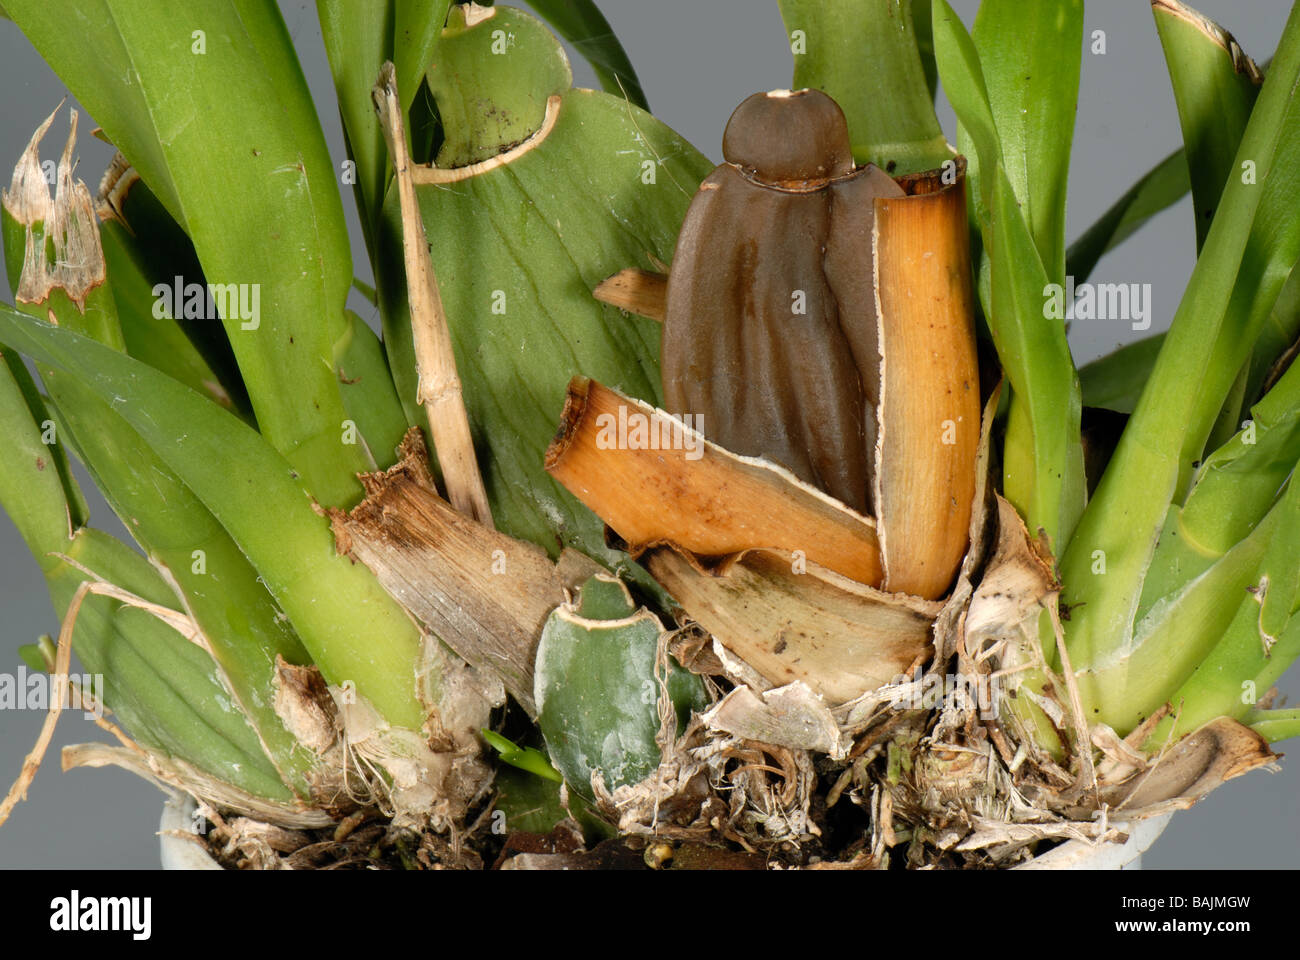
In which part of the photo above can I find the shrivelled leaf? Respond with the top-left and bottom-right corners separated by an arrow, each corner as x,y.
646,548 -> 937,706
535,574 -> 707,802
779,0 -> 951,174
660,89 -> 901,517
873,169 -> 981,597
377,6 -> 713,571
329,429 -> 602,717
1093,717 -> 1275,808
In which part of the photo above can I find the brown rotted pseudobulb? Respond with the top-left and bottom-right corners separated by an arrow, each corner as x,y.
661,89 -> 904,517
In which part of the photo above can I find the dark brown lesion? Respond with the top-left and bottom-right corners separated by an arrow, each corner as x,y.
659,89 -> 903,516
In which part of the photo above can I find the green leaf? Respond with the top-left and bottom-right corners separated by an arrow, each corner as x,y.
99,154 -> 251,420
427,4 -> 572,166
1079,333 -> 1166,414
1155,1 -> 1265,451
7,0 -> 370,507
40,368 -> 320,790
0,305 -> 426,730
3,130 -> 325,785
912,0 -> 938,101
1062,2 -> 1300,714
492,763 -> 568,834
49,540 -> 298,800
482,728 -> 562,782
933,0 -> 1084,553
378,7 -> 712,570
0,349 -> 294,799
1180,355 -> 1300,556
969,0 -> 1083,286
1143,475 -> 1300,746
1245,263 -> 1300,408
1079,497 -> 1281,732
336,309 -> 412,470
522,0 -> 648,111
1244,708 -> 1300,743
535,575 -> 707,802
1153,0 -> 1263,252
779,0 -> 951,174
1065,149 -> 1190,286
0,346 -> 86,532
317,0 -> 453,259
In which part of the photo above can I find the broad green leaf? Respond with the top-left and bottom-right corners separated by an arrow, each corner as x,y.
378,7 -> 712,570
0,305 -> 426,730
2,125 -> 324,785
1156,351 -> 1300,572
7,0 -> 369,507
0,346 -> 81,557
0,346 -> 85,532
49,548 -> 297,801
1079,333 -> 1166,414
523,0 -> 648,111
1154,0 -> 1262,252
427,4 -> 571,167
1065,149 -> 1190,286
1062,3 -> 1300,714
969,0 -> 1083,286
535,575 -> 706,802
41,371 -> 320,790
779,0 -> 951,174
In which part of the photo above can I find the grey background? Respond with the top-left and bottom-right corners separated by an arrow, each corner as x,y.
0,0 -> 1296,868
